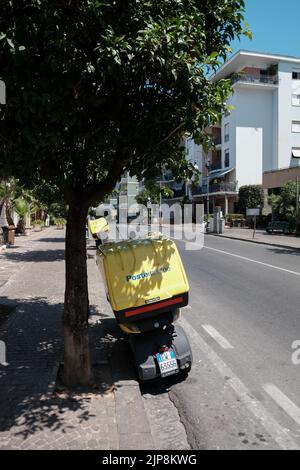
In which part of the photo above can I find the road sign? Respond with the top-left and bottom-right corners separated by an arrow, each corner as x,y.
246,208 -> 260,217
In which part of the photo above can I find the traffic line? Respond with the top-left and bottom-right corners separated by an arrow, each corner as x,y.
204,246 -> 300,277
263,383 -> 300,427
202,324 -> 234,350
179,317 -> 299,450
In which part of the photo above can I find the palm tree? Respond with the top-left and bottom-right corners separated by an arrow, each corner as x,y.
14,197 -> 30,234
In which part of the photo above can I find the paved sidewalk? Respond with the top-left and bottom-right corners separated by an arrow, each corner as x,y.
213,227 -> 300,251
0,228 -> 189,450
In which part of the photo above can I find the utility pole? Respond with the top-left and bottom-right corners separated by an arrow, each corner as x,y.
205,157 -> 211,223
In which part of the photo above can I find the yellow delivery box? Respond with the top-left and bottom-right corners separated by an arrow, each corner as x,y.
88,217 -> 109,235
96,236 -> 189,324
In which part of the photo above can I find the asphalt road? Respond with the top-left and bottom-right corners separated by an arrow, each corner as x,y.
143,234 -> 300,450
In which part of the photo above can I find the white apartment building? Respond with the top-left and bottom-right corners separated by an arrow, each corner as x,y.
193,50 -> 300,214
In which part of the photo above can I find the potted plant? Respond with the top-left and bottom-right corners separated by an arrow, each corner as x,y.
55,217 -> 67,230
32,219 -> 44,231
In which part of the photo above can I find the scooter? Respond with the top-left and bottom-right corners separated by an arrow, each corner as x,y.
96,234 -> 193,381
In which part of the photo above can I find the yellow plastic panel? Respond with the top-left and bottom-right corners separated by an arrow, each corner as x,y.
88,218 -> 109,235
96,237 -> 189,312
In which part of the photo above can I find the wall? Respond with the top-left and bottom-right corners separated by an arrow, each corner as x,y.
236,127 -> 263,186
235,86 -> 274,176
263,166 -> 300,189
277,62 -> 300,169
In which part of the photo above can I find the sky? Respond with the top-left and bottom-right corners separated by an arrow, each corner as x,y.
231,0 -> 300,58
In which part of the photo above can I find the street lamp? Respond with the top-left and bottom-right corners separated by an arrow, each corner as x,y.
205,157 -> 211,221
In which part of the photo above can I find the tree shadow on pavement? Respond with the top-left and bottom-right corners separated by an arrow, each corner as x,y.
0,295 -> 120,446
0,292 -> 181,447
267,246 -> 300,257
1,249 -> 65,263
36,238 -> 66,244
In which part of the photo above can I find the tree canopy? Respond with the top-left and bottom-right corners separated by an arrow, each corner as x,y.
0,0 -> 248,203
238,185 -> 263,214
269,181 -> 299,231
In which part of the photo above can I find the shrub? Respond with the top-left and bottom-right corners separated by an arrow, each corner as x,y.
32,219 -> 44,230
55,217 -> 67,229
226,213 -> 244,221
238,185 -> 263,215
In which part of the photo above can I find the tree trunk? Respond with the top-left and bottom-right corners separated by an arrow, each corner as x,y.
62,202 -> 93,387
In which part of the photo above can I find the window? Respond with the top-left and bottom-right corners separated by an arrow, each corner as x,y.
292,71 -> 300,80
292,148 -> 300,158
292,121 -> 300,133
224,123 -> 230,142
224,149 -> 230,168
292,94 -> 300,106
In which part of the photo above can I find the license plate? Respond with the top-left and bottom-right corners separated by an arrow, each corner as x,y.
156,350 -> 178,377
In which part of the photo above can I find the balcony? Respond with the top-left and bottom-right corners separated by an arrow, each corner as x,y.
193,181 -> 238,196
231,73 -> 278,87
209,181 -> 238,194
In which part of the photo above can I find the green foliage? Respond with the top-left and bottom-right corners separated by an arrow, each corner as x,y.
13,197 -> 29,217
54,217 -> 67,228
268,181 -> 299,231
238,185 -> 263,214
226,213 -> 246,227
246,215 -> 270,229
32,219 -> 44,227
226,213 -> 245,220
0,0 -> 247,207
136,181 -> 174,205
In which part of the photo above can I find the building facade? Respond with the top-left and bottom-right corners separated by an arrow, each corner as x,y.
193,50 -> 300,214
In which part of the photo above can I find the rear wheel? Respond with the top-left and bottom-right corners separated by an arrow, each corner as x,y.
179,362 -> 191,379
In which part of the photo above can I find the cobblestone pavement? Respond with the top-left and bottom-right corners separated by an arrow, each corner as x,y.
0,229 -> 47,288
0,230 -> 190,450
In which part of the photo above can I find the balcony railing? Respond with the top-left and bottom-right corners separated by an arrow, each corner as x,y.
193,181 -> 238,195
231,74 -> 278,86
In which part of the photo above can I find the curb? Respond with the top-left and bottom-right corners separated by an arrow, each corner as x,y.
109,337 -> 155,450
210,233 -> 300,252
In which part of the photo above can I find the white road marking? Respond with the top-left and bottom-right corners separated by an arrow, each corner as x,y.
204,245 -> 300,277
179,317 -> 299,450
202,324 -> 234,350
263,384 -> 300,427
